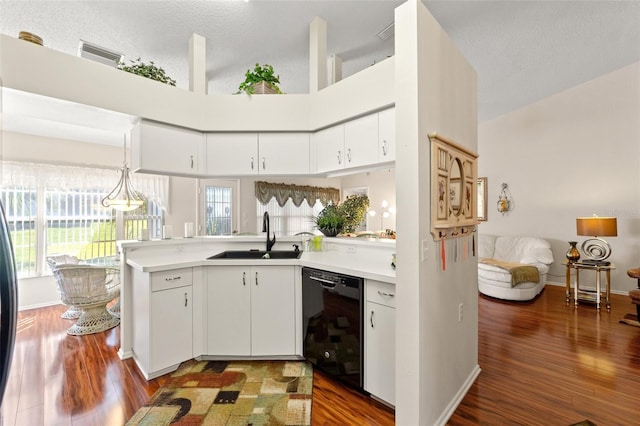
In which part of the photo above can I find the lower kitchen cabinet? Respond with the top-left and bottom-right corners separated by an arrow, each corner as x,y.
131,267 -> 193,380
365,279 -> 396,406
207,265 -> 296,356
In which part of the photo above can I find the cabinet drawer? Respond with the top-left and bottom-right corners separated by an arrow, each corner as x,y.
151,268 -> 193,292
366,280 -> 396,308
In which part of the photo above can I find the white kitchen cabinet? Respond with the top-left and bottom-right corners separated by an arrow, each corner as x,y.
205,133 -> 309,176
364,279 -> 396,406
314,124 -> 345,174
131,120 -> 204,177
131,267 -> 193,380
378,108 -> 396,162
344,113 -> 379,169
205,133 -> 258,175
207,265 -> 296,356
258,133 -> 310,175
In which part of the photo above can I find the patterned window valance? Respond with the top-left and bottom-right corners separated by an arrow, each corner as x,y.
255,181 -> 340,207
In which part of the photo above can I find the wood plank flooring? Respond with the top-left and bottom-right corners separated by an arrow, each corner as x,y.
1,285 -> 638,425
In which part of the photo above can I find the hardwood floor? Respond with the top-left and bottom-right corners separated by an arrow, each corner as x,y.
1,285 -> 638,425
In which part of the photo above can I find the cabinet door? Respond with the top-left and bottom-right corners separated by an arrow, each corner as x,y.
132,121 -> 204,176
207,267 -> 251,355
258,133 -> 310,175
251,266 -> 296,356
365,301 -> 395,406
378,108 -> 396,162
314,124 -> 345,174
344,113 -> 379,169
205,133 -> 258,175
151,285 -> 193,372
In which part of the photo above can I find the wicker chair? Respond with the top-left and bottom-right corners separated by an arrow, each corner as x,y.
47,254 -> 84,319
52,266 -> 121,335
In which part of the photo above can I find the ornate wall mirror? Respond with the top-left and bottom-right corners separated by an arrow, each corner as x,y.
429,133 -> 478,240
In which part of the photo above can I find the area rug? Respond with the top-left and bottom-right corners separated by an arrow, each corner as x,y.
619,313 -> 640,327
126,360 -> 313,426
569,420 -> 597,426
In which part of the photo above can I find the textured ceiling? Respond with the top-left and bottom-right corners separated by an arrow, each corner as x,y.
1,0 -> 639,144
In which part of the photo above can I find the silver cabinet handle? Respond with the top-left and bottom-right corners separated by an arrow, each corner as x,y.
184,292 -> 188,307
243,272 -> 246,286
382,140 -> 387,156
337,150 -> 342,164
250,157 -> 254,170
190,155 -> 194,168
262,157 -> 266,170
370,310 -> 375,328
255,271 -> 259,285
346,148 -> 352,163
165,276 -> 182,282
377,290 -> 395,297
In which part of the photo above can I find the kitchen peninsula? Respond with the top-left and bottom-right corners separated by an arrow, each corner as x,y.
118,235 -> 397,404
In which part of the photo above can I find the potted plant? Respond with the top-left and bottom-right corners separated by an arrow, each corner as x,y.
338,194 -> 370,233
314,204 -> 345,237
117,57 -> 176,86
236,63 -> 283,95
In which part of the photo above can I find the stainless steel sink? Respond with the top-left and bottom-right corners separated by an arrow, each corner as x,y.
207,250 -> 302,260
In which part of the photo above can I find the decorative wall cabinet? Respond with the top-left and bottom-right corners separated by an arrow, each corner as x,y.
429,133 -> 478,240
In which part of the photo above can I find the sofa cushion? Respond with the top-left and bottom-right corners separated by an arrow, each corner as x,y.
493,236 -> 553,265
477,235 -> 496,259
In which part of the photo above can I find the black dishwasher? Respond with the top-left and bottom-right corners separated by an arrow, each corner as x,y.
302,267 -> 364,390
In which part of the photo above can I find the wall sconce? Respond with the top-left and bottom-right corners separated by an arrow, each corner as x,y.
496,183 -> 511,215
576,215 -> 617,264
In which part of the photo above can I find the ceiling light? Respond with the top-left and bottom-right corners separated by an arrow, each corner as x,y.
377,22 -> 394,41
78,40 -> 123,67
101,134 -> 144,212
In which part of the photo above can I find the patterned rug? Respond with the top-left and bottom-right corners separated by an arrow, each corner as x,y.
569,421 -> 597,426
127,360 -> 313,426
619,313 -> 640,327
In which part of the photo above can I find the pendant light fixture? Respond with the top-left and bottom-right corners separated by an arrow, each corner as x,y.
101,133 -> 144,212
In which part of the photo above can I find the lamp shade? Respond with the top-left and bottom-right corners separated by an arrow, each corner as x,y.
576,216 -> 617,237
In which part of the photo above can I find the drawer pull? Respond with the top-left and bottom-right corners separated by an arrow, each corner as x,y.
190,155 -> 194,169
165,276 -> 182,282
370,310 -> 375,328
255,271 -> 259,286
377,290 -> 394,297
184,292 -> 188,307
382,140 -> 388,156
243,272 -> 246,286
346,148 -> 352,163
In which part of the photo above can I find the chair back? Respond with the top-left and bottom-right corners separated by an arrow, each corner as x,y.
52,266 -> 119,307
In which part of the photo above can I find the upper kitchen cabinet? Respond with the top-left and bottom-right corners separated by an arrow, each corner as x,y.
205,132 -> 309,176
378,108 -> 396,162
205,133 -> 258,175
313,124 -> 345,174
131,120 -> 204,177
344,113 -> 380,169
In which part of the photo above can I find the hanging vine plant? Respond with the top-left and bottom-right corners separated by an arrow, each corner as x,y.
117,57 -> 176,86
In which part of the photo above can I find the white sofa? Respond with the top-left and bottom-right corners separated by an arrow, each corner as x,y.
478,235 -> 554,301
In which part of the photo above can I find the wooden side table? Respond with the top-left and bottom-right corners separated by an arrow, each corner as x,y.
564,261 -> 615,311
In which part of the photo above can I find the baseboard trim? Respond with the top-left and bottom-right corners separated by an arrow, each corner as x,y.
435,364 -> 481,426
18,300 -> 61,311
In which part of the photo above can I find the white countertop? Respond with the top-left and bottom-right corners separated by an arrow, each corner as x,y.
123,236 -> 396,284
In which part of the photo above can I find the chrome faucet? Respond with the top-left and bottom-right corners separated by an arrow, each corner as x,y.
262,212 -> 276,252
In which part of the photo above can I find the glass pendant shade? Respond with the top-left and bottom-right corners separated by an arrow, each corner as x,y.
101,134 -> 144,212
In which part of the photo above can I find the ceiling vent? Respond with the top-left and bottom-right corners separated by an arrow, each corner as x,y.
377,22 -> 394,41
78,40 -> 123,67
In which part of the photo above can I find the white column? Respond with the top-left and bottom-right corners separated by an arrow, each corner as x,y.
309,17 -> 327,93
189,33 -> 207,94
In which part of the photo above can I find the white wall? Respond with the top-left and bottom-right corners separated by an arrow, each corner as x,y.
478,62 -> 640,293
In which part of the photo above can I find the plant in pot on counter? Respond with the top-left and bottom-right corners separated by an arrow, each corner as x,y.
338,194 -> 370,233
236,63 -> 283,95
314,204 -> 345,237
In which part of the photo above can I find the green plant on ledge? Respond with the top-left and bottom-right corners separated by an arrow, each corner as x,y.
117,57 -> 176,86
236,63 -> 282,95
339,194 -> 370,233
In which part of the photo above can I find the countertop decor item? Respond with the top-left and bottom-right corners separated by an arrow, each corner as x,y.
236,63 -> 282,95
101,134 -> 145,211
314,203 -> 345,237
117,57 -> 176,86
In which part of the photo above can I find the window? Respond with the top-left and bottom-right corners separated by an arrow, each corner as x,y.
256,198 -> 323,236
1,162 -> 168,277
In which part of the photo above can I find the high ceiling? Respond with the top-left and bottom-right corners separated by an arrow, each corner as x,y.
1,0 -> 639,144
